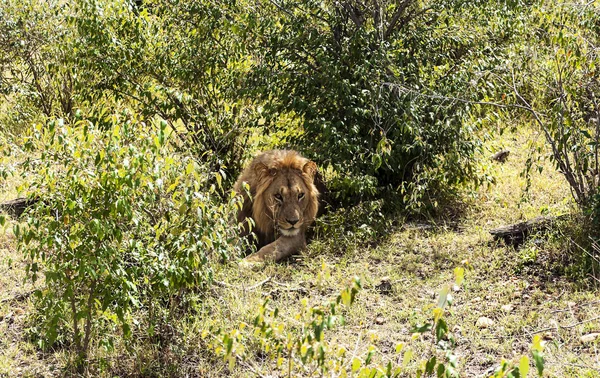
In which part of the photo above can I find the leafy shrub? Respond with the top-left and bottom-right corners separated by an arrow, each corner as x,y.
67,0 -> 262,175
246,0 -> 525,211
15,111 -> 246,371
506,3 -> 600,210
0,0 -> 77,132
2,0 -> 521,213
494,2 -> 600,280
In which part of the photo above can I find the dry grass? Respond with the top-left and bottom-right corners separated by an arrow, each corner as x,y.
1,126 -> 599,377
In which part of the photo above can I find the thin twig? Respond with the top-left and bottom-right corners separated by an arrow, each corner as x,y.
550,300 -> 600,314
213,276 -> 272,291
570,237 -> 600,265
528,316 -> 600,336
382,81 -> 546,115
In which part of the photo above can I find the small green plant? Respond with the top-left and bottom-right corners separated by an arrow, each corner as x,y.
488,335 -> 545,378
204,278 -> 363,376
16,112 -> 246,371
409,267 -> 466,377
206,267 -> 544,377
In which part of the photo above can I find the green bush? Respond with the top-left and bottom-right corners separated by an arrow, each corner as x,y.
491,2 -> 600,280
16,111 -> 246,371
0,0 -> 77,132
1,0 -> 518,213
67,0 -> 261,175
507,3 -> 600,210
245,0 -> 525,211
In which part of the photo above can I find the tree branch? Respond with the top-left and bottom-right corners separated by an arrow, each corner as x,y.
383,0 -> 414,40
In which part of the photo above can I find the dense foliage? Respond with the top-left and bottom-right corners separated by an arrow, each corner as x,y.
15,114 -> 246,370
2,1 -> 598,213
246,0 -> 525,207
0,0 -> 529,211
506,2 -> 600,212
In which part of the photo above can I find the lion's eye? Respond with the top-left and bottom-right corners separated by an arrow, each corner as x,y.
298,193 -> 305,200
274,193 -> 283,202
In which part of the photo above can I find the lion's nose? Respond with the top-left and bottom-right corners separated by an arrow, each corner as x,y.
286,218 -> 299,226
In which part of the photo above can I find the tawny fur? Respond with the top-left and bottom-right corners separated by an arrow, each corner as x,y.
234,150 -> 319,261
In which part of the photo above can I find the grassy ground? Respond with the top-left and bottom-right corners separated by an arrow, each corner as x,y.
1,126 -> 599,377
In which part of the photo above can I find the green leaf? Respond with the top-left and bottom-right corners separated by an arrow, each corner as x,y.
365,345 -> 375,365
425,356 -> 437,374
371,154 -> 382,170
395,343 -> 403,353
438,286 -> 450,309
508,366 -> 522,378
454,267 -> 464,286
402,349 -> 413,368
519,355 -> 530,377
532,350 -> 544,376
436,363 -> 446,378
412,323 -> 432,334
435,318 -> 448,342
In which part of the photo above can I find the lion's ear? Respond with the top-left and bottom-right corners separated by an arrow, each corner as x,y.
302,160 -> 317,181
255,162 -> 277,180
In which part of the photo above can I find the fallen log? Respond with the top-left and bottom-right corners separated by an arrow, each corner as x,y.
489,215 -> 567,246
0,197 -> 39,218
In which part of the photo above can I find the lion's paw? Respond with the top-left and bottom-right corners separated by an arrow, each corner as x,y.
239,256 -> 265,270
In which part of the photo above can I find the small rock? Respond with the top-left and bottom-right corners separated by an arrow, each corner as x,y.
482,365 -> 500,376
376,277 -> 393,294
375,317 -> 385,325
568,301 -> 577,308
476,317 -> 495,329
472,297 -> 482,302
1,312 -> 13,323
501,304 -> 514,312
452,284 -> 461,292
580,333 -> 600,343
542,332 -> 554,341
491,150 -> 510,162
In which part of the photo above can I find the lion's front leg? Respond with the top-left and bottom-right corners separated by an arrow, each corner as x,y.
244,234 -> 306,263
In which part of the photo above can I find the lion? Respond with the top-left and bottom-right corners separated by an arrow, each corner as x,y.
234,150 -> 319,263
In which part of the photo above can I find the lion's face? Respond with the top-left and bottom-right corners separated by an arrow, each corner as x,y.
248,152 -> 319,238
265,170 -> 313,236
